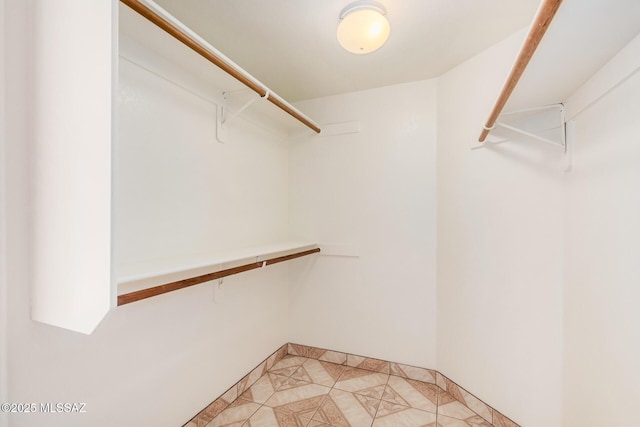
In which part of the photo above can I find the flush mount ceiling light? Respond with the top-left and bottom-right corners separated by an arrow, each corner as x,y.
337,0 -> 390,54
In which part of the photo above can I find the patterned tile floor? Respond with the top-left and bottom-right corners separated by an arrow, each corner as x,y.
203,355 -> 493,427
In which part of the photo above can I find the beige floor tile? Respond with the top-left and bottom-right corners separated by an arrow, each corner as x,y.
263,382 -> 330,419
246,362 -> 267,387
438,391 -> 478,421
305,420 -> 332,427
295,359 -> 346,387
334,367 -> 389,399
458,391 -> 492,423
436,414 -> 493,426
269,356 -> 309,377
346,355 -> 391,374
244,405 -> 315,427
289,366 -> 314,384
317,350 -> 347,365
436,372 -> 447,391
204,398 -> 260,427
264,381 -> 330,407
440,378 -> 492,423
196,399 -> 230,425
372,401 -> 437,426
240,372 -> 289,404
288,343 -> 310,357
389,363 -> 437,384
382,375 -> 438,413
276,375 -> 314,391
493,410 -> 519,427
265,346 -> 286,371
313,388 -> 379,427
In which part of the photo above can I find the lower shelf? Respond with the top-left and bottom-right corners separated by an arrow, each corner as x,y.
117,242 -> 319,306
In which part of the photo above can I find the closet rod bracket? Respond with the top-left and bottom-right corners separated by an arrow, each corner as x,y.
216,105 -> 227,143
216,90 -> 270,143
474,103 -> 566,151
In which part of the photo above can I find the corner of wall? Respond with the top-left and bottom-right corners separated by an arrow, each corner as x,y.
435,27 -> 564,427
561,30 -> 640,427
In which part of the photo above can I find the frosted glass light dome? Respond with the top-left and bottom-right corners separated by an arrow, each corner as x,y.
337,1 -> 390,54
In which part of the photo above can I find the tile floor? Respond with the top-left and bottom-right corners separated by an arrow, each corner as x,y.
202,355 -> 493,427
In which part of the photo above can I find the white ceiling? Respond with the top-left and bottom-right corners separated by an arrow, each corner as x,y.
151,0 -> 640,104
153,0 -> 542,101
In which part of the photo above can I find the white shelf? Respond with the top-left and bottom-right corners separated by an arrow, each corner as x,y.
119,1 -> 318,134
503,0 -> 640,112
118,241 -> 319,295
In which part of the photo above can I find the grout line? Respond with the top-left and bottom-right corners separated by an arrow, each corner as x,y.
369,372 -> 391,426
435,385 -> 440,426
239,401 -> 262,427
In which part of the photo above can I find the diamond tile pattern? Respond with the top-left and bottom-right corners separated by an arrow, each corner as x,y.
203,355 -> 509,427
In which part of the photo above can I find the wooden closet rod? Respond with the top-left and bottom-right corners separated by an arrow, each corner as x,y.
478,0 -> 563,142
120,0 -> 321,134
117,248 -> 320,306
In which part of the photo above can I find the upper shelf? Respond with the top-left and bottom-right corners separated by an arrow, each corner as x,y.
508,0 -> 640,112
119,0 -> 321,134
480,0 -> 640,142
479,0 -> 563,143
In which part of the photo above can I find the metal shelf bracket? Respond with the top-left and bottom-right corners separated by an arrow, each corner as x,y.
474,103 -> 567,150
473,103 -> 574,172
216,90 -> 270,143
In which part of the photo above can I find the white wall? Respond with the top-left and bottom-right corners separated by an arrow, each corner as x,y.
116,53 -> 290,276
289,79 -> 438,368
3,1 -> 294,425
0,0 -> 9,425
563,34 -> 640,427
436,30 -> 564,427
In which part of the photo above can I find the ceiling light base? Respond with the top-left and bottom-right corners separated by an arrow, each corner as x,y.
337,0 -> 390,55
